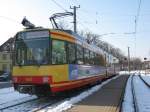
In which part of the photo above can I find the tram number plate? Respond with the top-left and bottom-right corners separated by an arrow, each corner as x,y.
25,77 -> 32,82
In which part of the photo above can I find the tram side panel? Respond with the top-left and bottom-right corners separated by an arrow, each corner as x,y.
13,64 -> 107,94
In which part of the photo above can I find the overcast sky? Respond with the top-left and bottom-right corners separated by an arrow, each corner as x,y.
0,0 -> 150,60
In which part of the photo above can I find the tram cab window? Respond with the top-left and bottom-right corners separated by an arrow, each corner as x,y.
27,48 -> 49,64
52,40 -> 67,64
76,45 -> 84,64
68,43 -> 76,64
16,38 -> 49,65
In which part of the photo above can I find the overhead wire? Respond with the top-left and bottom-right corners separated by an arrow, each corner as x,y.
78,21 -> 91,31
51,0 -> 68,12
51,0 -> 100,33
135,0 -> 142,33
52,1 -> 89,32
50,0 -> 138,37
0,16 -> 21,25
134,0 -> 142,57
66,0 -> 99,31
75,5 -> 134,36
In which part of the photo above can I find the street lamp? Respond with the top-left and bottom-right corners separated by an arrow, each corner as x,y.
124,58 -> 127,74
113,58 -> 116,74
144,57 -> 147,75
128,47 -> 130,74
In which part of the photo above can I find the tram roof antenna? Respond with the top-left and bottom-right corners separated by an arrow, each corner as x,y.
49,12 -> 73,29
21,17 -> 35,29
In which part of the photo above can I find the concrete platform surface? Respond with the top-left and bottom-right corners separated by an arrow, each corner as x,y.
66,75 -> 129,112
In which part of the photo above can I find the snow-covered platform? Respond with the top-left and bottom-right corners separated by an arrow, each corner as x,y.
66,75 -> 129,112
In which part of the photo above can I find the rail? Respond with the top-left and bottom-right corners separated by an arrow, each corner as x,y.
139,75 -> 150,88
0,98 -> 39,111
131,74 -> 139,112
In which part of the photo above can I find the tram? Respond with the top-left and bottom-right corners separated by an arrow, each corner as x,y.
12,28 -> 119,96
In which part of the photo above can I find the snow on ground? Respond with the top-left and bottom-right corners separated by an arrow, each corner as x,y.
119,70 -> 150,75
39,75 -> 120,112
0,87 -> 36,108
134,75 -> 150,112
140,74 -> 150,85
122,75 -> 134,112
0,87 -> 14,95
0,81 -> 12,84
119,70 -> 139,75
122,74 -> 150,112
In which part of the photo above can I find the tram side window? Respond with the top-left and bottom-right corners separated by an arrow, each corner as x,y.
94,54 -> 105,66
76,45 -> 84,64
93,52 -> 97,65
94,54 -> 100,65
52,40 -> 67,64
84,49 -> 90,64
68,43 -> 76,64
90,51 -> 94,65
101,54 -> 106,66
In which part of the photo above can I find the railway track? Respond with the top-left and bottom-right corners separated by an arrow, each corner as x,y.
0,93 -> 83,112
139,75 -> 150,88
0,88 -> 85,112
0,95 -> 36,106
0,97 -> 39,112
131,74 -> 139,112
0,97 -> 60,112
131,74 -> 150,112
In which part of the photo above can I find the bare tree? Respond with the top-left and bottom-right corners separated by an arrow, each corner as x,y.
79,31 -> 99,44
130,57 -> 142,70
79,30 -> 125,60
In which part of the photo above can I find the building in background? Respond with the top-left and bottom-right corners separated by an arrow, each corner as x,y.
0,37 -> 14,75
0,52 -> 12,74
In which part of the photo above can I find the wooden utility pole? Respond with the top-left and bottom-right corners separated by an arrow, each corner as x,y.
70,5 -> 80,33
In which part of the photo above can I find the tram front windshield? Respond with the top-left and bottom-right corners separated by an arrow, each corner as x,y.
15,31 -> 49,66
